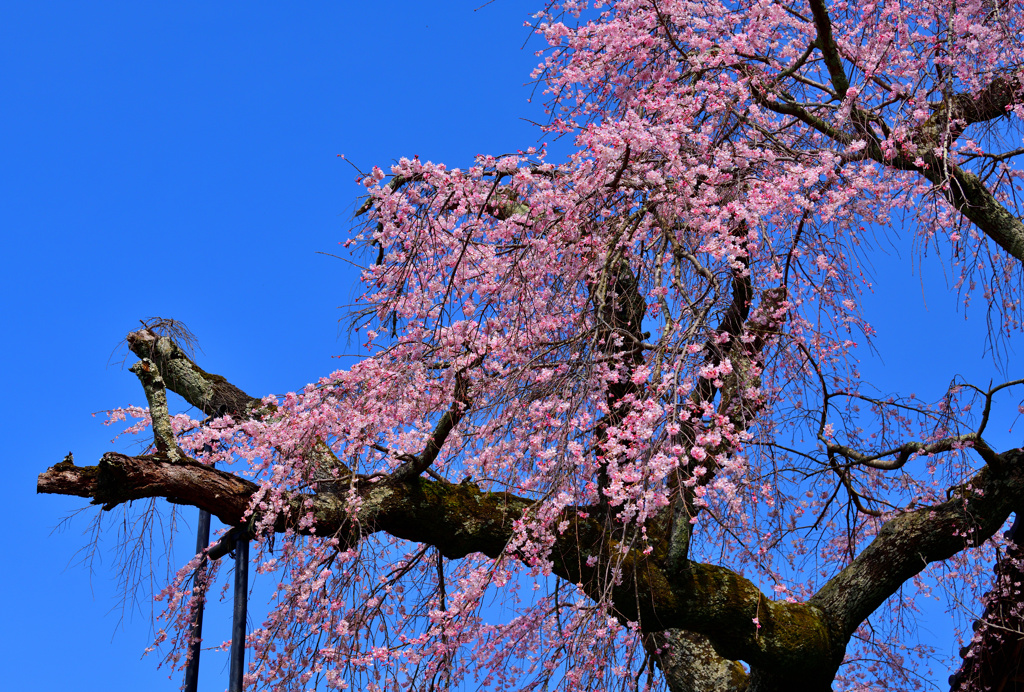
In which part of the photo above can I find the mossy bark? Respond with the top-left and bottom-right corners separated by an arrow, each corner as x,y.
40,452 -> 844,687
39,324 -> 1024,691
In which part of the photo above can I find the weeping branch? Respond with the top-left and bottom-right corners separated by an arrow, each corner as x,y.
39,326 -> 1024,691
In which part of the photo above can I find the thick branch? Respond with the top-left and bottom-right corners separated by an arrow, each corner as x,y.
127,328 -> 262,417
807,0 -> 849,97
128,328 -> 351,487
37,452 -> 840,684
38,453 -> 258,519
962,71 -> 1022,124
921,71 -> 1023,138
130,358 -> 182,462
756,50 -> 1024,266
811,449 -> 1024,637
868,70 -> 1024,263
922,163 -> 1024,264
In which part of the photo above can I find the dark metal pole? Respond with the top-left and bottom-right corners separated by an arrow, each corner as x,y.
184,440 -> 217,692
229,532 -> 249,692
183,508 -> 212,692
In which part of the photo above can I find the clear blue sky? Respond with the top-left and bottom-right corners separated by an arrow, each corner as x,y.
3,2 -> 1017,690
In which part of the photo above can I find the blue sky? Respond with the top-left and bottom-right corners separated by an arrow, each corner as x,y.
3,2 -> 1019,690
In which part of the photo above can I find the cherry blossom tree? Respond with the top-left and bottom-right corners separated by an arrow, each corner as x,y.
37,0 -> 1024,690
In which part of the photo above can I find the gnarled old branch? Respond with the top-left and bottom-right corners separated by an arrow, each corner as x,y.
126,327 -> 262,417
810,450 -> 1024,638
38,445 -> 842,687
38,430 -> 1024,689
37,329 -> 1024,691
752,53 -> 1024,266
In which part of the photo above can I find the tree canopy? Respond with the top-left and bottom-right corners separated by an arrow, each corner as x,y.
38,0 -> 1024,690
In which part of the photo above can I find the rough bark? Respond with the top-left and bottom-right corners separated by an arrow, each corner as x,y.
949,518 -> 1024,692
811,451 -> 1024,639
38,422 -> 1024,690
126,327 -> 261,417
649,629 -> 749,692
40,302 -> 1024,691
39,317 -> 1024,690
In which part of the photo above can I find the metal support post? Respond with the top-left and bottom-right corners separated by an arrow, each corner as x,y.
183,507 -> 212,692
228,532 -> 249,692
